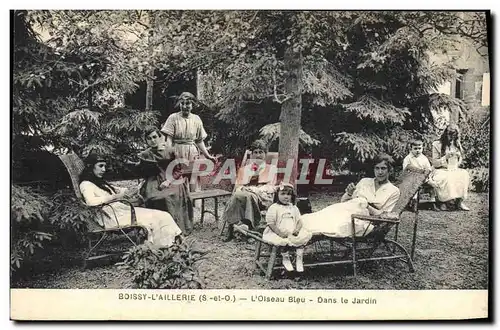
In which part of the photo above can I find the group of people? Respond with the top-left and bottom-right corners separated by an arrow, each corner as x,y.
78,92 -> 217,247
402,124 -> 470,211
220,124 -> 470,273
76,89 -> 471,274
220,147 -> 401,272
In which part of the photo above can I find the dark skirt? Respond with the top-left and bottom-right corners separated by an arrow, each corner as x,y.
223,190 -> 263,229
143,180 -> 194,235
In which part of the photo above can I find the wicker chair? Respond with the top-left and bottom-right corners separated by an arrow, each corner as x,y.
59,153 -> 148,268
235,167 -> 431,279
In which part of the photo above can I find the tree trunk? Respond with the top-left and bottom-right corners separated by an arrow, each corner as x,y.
278,47 -> 303,187
145,70 -> 154,111
145,13 -> 155,111
87,86 -> 93,110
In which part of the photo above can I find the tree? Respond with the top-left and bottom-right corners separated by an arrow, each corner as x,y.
197,11 -> 484,179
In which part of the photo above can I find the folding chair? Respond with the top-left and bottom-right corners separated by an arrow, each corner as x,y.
59,153 -> 148,268
235,167 -> 430,279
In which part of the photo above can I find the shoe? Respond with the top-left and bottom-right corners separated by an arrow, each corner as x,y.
233,223 -> 249,233
459,202 -> 470,211
439,203 -> 448,211
432,203 -> 440,212
281,252 -> 294,272
296,249 -> 304,273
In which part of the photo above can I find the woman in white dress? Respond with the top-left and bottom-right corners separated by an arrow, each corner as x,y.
430,124 -> 470,211
302,154 -> 400,237
79,153 -> 183,247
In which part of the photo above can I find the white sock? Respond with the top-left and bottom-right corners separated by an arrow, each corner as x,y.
296,249 -> 304,272
281,252 -> 294,272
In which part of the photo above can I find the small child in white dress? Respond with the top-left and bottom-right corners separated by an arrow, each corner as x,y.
262,183 -> 312,272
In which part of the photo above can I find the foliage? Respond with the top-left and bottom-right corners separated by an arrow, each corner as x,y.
48,190 -> 102,240
259,123 -> 320,149
117,240 -> 207,289
11,185 -> 53,271
11,185 -> 108,272
468,167 -> 489,193
18,10 -> 486,166
461,115 -> 490,169
194,11 -> 483,168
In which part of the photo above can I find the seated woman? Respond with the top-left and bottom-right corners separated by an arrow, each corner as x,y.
137,127 -> 194,234
79,153 -> 183,247
302,153 -> 400,237
430,124 -> 470,211
221,140 -> 277,241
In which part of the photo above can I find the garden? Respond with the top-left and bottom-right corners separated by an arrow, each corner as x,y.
11,10 -> 490,290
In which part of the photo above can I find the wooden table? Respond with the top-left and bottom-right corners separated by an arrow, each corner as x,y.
190,189 -> 232,224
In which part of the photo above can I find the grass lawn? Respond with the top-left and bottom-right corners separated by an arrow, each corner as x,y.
11,191 -> 489,290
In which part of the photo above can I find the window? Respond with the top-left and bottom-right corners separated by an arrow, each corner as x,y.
454,69 -> 468,100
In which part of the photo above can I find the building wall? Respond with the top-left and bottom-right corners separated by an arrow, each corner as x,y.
431,39 -> 490,124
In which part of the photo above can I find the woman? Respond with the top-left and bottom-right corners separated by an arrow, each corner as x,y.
221,140 -> 277,241
161,92 -> 217,195
302,154 -> 400,237
137,127 -> 194,234
79,153 -> 183,247
431,124 -> 470,211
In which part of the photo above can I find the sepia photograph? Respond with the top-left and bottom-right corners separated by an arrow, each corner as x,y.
10,8 -> 490,320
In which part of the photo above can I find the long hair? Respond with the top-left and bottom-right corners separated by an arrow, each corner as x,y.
79,154 -> 117,195
273,183 -> 297,205
440,124 -> 463,155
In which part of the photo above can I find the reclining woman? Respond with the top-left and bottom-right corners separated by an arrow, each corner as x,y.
79,153 -> 183,247
137,127 -> 194,234
302,153 -> 400,237
221,140 -> 278,241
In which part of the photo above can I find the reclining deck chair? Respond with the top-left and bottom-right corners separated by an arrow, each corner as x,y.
219,150 -> 279,237
59,153 -> 148,268
235,167 -> 430,279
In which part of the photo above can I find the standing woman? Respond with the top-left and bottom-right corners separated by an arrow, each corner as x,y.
137,127 -> 194,234
431,124 -> 470,211
79,153 -> 183,247
161,92 -> 217,194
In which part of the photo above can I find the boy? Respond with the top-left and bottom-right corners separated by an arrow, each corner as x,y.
403,138 -> 437,209
403,139 -> 432,172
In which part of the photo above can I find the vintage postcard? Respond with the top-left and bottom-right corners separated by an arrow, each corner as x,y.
10,8 -> 490,320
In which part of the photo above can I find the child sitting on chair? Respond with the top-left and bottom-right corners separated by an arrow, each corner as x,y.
262,183 -> 312,273
403,138 -> 437,206
403,138 -> 432,172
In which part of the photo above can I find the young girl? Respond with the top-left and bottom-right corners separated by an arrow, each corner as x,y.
262,183 -> 312,272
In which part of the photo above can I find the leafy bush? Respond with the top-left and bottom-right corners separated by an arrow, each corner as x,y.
461,114 -> 490,169
11,185 -> 105,272
48,190 -> 103,245
469,167 -> 489,193
11,185 -> 53,271
117,241 -> 207,289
